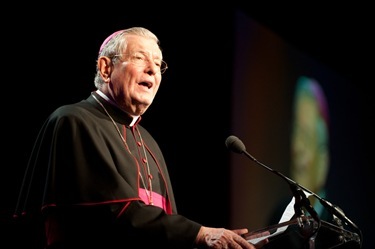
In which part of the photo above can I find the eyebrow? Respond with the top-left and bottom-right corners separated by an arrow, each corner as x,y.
134,50 -> 162,60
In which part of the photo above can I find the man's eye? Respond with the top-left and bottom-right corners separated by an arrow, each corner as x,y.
134,55 -> 145,60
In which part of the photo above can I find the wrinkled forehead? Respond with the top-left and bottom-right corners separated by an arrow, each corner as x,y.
124,35 -> 163,58
99,30 -> 162,57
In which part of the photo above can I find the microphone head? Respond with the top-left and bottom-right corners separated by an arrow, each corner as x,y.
225,135 -> 246,154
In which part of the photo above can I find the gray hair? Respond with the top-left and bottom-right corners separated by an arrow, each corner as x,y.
94,27 -> 161,89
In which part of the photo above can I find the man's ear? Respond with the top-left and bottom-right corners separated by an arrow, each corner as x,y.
97,56 -> 113,82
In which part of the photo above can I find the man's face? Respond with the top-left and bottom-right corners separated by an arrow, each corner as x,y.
108,35 -> 163,116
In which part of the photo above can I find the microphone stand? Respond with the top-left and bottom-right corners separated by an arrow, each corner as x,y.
243,150 -> 321,249
237,147 -> 362,248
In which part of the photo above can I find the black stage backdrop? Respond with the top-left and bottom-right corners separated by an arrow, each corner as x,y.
2,3 -> 373,249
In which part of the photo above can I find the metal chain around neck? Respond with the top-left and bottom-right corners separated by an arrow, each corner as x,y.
91,93 -> 153,205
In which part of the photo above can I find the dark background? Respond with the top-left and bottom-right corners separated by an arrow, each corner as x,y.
2,3 -> 373,248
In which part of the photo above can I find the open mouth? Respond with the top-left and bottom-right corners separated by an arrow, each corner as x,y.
139,81 -> 152,89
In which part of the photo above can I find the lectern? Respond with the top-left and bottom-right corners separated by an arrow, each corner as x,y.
244,215 -> 361,249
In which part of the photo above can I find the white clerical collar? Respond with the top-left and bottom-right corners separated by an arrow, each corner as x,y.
96,90 -> 140,126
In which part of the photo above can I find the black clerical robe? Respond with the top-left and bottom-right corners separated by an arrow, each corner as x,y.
14,91 -> 201,248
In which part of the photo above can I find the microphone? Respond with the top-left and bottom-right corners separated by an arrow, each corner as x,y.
225,135 -> 362,239
225,135 -> 317,219
225,135 -> 246,153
